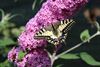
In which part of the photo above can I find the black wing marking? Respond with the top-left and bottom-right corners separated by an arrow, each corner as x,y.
61,19 -> 75,33
57,19 -> 75,44
34,28 -> 52,39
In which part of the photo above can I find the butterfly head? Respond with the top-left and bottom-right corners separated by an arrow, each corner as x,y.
49,33 -> 67,45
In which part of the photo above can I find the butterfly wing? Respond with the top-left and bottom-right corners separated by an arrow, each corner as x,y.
64,19 -> 75,34
34,28 -> 57,45
57,19 -> 75,44
34,28 -> 53,39
34,19 -> 75,45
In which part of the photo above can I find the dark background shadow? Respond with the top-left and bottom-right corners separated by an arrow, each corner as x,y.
0,0 -> 100,67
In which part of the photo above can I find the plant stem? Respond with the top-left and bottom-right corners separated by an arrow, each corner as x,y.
54,31 -> 100,60
50,21 -> 100,67
51,52 -> 56,67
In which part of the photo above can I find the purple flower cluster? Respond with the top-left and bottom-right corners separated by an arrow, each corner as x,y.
17,49 -> 51,67
8,47 -> 20,62
8,0 -> 88,67
18,0 -> 88,50
8,47 -> 51,67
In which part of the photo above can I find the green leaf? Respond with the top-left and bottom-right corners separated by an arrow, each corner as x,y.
11,28 -> 21,37
80,29 -> 90,42
18,51 -> 26,60
3,29 -> 10,37
0,38 -> 16,46
19,26 -> 25,31
0,60 -> 12,67
80,52 -> 100,66
59,54 -> 80,59
56,64 -> 63,67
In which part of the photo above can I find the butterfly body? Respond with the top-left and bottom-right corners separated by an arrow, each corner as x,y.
34,19 -> 75,45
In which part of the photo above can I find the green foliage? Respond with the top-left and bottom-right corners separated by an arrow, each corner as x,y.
0,38 -> 16,47
0,9 -> 24,67
0,9 -> 24,37
11,26 -> 24,37
18,51 -> 26,60
58,52 -> 100,66
0,60 -> 14,67
80,29 -> 90,42
80,52 -> 100,66
60,53 -> 80,60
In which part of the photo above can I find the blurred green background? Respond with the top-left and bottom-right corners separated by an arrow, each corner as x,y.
0,0 -> 100,67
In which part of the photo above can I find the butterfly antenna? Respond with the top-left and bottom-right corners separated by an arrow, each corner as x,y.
51,23 -> 56,31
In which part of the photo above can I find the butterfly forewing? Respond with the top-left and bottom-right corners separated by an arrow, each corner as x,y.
34,28 -> 52,39
58,19 -> 75,32
62,19 -> 75,33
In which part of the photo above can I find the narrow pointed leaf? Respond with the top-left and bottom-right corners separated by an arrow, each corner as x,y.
60,54 -> 80,59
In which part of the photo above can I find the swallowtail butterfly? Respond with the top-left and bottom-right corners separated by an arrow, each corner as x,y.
34,19 -> 75,45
